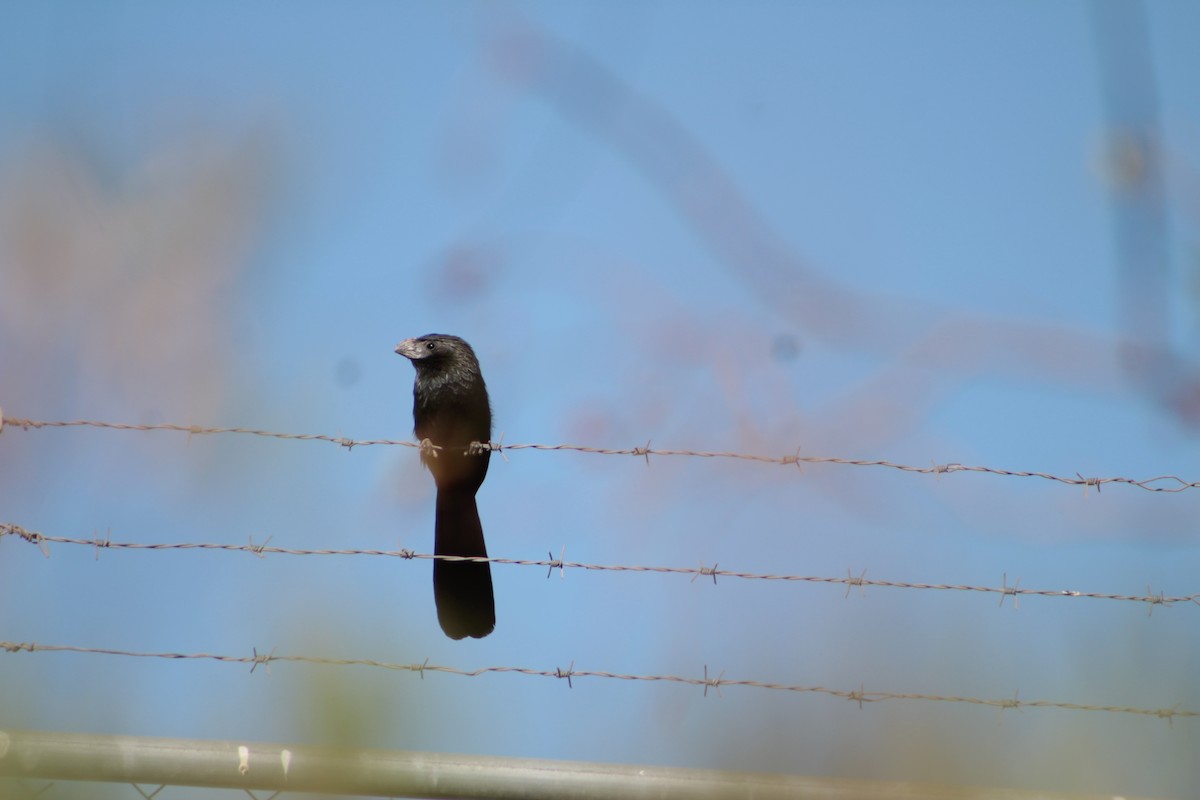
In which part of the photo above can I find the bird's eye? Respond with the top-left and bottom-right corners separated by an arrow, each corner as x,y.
425,342 -> 436,350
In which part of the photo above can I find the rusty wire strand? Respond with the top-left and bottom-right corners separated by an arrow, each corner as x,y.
0,640 -> 1192,722
3,523 -> 1196,610
4,415 -> 1199,493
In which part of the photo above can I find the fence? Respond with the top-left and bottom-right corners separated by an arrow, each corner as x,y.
2,415 -> 1196,798
1,729 -> 1176,800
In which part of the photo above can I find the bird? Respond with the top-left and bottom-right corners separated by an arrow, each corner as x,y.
395,334 -> 495,639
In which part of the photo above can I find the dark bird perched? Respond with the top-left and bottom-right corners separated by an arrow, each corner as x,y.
395,334 -> 495,639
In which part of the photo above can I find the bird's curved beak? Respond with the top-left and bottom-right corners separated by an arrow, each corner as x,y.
395,339 -> 418,359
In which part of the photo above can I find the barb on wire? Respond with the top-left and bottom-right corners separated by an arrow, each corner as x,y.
0,640 -> 1193,723
3,523 -> 1198,610
4,416 -> 1199,493
1,416 -> 412,450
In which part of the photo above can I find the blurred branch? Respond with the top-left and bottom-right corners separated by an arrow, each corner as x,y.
487,15 -> 1200,426
1088,1 -> 1200,422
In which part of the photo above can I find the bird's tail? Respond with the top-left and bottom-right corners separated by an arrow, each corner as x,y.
433,487 -> 496,639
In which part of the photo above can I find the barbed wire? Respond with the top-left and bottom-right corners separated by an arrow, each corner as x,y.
3,523 -> 1196,612
1,640 -> 1192,722
3,414 -> 1200,493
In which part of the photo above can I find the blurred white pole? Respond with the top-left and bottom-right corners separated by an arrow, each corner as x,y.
0,729 -> 1170,799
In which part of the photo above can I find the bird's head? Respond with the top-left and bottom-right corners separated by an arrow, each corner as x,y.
395,334 -> 478,370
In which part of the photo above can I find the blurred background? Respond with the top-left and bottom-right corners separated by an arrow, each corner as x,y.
2,1 -> 1199,797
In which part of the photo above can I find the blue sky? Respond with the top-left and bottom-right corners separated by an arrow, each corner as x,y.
2,2 -> 1200,797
